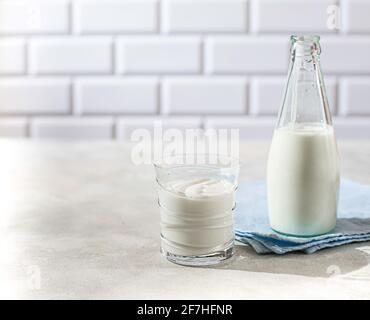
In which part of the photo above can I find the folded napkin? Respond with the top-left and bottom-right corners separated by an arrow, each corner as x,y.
234,179 -> 370,254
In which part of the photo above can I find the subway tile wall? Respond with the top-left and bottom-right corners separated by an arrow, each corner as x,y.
0,0 -> 369,139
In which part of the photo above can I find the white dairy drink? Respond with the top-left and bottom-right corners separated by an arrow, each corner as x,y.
159,178 -> 235,256
267,124 -> 340,236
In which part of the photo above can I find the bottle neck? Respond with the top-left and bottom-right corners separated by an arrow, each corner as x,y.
290,35 -> 321,58
276,36 -> 332,128
289,38 -> 322,84
291,44 -> 321,60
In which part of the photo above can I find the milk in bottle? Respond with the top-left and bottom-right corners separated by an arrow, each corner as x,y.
267,36 -> 340,237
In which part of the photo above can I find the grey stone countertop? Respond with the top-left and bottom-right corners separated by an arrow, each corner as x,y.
1,139 -> 370,299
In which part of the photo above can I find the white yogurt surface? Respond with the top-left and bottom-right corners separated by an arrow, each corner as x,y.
159,178 -> 235,256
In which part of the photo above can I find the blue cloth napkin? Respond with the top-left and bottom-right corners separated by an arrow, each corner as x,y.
234,179 -> 370,254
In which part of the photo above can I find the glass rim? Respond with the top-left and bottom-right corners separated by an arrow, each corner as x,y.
153,153 -> 240,170
291,35 -> 320,43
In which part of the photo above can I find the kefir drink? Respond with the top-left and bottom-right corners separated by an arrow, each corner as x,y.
154,155 -> 239,266
159,179 -> 235,256
267,35 -> 340,237
267,124 -> 340,236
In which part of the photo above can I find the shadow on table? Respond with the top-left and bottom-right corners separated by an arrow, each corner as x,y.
208,243 -> 370,278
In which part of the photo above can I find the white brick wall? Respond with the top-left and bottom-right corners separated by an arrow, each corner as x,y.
74,0 -> 158,34
116,37 -> 201,74
321,37 -> 370,74
116,116 -> 202,140
30,117 -> 113,139
250,0 -> 338,33
162,0 -> 248,33
0,78 -> 70,114
75,77 -> 158,114
0,0 -> 368,140
249,77 -> 285,115
0,0 -> 70,34
339,77 -> 370,115
205,36 -> 289,74
205,117 -> 276,139
162,77 -> 247,114
0,39 -> 26,74
0,118 -> 28,137
29,37 -> 112,74
342,0 -> 370,33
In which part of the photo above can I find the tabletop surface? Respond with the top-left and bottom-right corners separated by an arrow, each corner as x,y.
1,139 -> 370,300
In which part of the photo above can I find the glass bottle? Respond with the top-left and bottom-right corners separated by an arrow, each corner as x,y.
267,35 -> 340,237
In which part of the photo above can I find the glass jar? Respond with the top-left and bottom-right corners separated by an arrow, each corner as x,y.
154,154 -> 239,266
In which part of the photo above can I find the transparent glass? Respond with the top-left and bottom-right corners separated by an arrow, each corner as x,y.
267,35 -> 340,237
154,154 -> 239,266
277,35 -> 332,128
